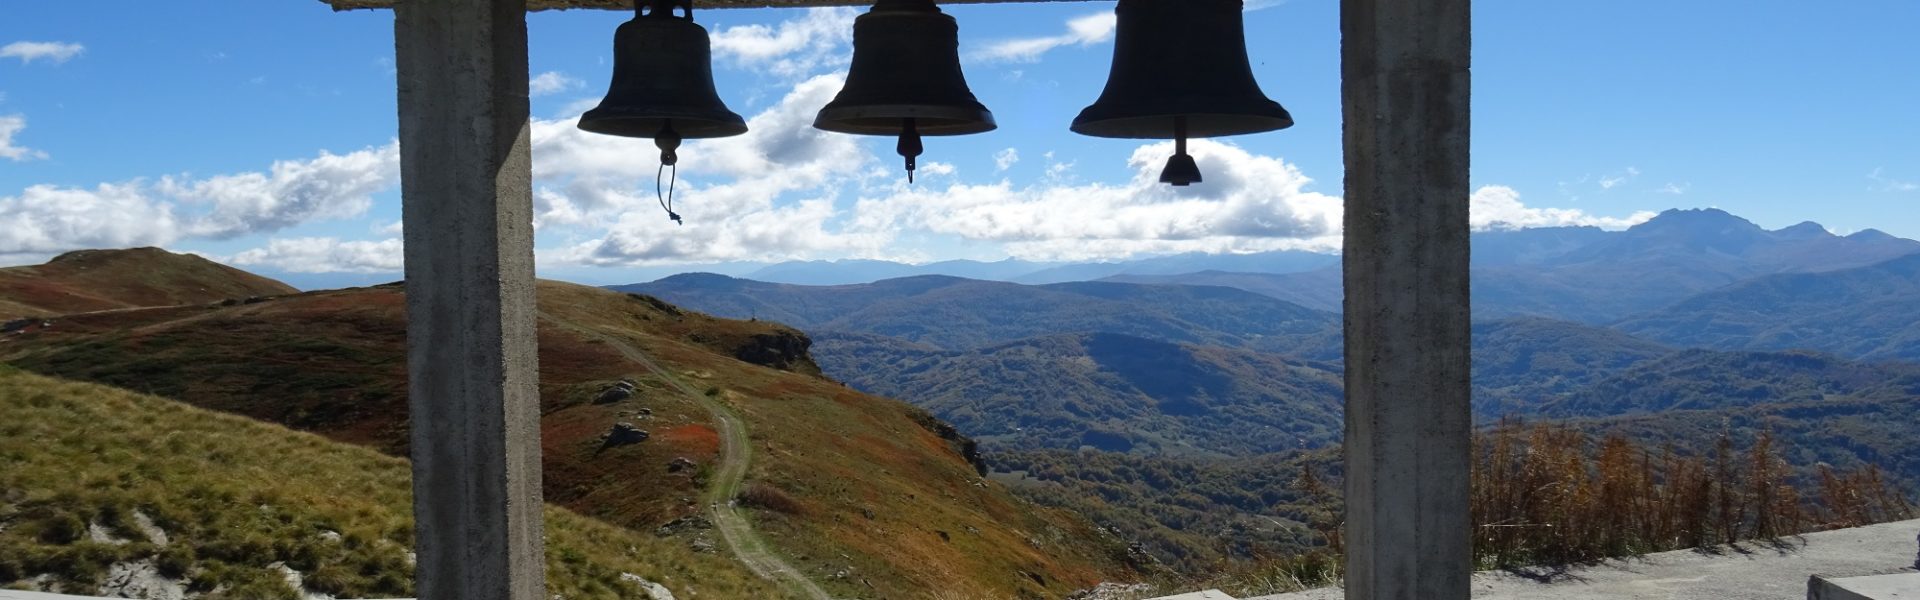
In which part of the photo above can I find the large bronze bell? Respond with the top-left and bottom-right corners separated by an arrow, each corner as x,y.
1072,0 -> 1293,186
579,0 -> 747,161
815,0 -> 996,183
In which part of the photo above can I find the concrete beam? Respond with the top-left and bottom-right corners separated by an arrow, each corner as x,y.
393,1 -> 545,599
1338,0 -> 1472,598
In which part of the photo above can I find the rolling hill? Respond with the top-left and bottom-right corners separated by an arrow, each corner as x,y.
0,277 -> 1137,599
815,331 -> 1346,457
0,367 -> 784,599
1539,349 -> 1920,418
0,247 -> 297,317
1470,317 -> 1677,418
1615,252 -> 1920,362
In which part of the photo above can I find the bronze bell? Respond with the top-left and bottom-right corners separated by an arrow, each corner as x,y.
580,0 -> 747,164
1072,0 -> 1293,186
815,0 -> 996,183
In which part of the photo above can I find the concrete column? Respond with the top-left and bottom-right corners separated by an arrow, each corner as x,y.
1339,0 -> 1472,599
393,1 -> 545,599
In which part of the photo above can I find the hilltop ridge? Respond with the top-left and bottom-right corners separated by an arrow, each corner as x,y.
0,247 -> 295,317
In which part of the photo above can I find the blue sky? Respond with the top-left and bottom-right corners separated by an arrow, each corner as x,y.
3,1 -> 1916,287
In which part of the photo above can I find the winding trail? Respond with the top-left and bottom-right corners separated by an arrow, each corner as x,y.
565,322 -> 833,600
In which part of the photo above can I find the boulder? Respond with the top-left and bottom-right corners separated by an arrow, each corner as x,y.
602,423 -> 649,448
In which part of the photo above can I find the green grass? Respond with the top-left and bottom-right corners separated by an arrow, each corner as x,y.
0,367 -> 790,599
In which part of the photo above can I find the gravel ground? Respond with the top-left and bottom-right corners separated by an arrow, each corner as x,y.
1249,519 -> 1919,600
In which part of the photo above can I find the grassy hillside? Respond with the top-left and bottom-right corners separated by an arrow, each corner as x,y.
817,331 -> 1345,456
0,248 -> 296,317
0,281 -> 1133,599
0,368 -> 783,599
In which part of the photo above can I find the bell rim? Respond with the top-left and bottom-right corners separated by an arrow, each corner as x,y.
1070,111 -> 1294,140
577,111 -> 749,140
813,104 -> 997,137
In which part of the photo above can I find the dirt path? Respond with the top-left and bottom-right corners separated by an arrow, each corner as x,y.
564,321 -> 834,600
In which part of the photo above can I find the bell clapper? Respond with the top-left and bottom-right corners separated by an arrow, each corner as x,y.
656,120 -> 684,225
897,117 -> 924,184
1159,116 -> 1203,187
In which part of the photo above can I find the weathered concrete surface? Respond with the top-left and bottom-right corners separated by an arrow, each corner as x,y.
393,0 -> 545,599
1812,572 -> 1920,600
1338,0 -> 1473,599
1250,519 -> 1920,600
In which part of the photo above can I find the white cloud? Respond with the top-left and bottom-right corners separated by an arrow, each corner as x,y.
530,71 -> 583,97
972,12 -> 1116,63
1869,168 -> 1918,193
0,183 -> 179,256
0,114 -> 47,161
1470,185 -> 1656,231
1657,182 -> 1691,195
1597,166 -> 1640,190
1,41 -> 84,65
0,142 -> 400,259
994,148 -> 1020,172
710,8 -> 857,79
849,139 -> 1344,261
165,142 -> 400,239
542,74 -> 891,266
230,237 -> 404,273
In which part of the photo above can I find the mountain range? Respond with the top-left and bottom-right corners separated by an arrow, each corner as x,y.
620,207 -> 1920,481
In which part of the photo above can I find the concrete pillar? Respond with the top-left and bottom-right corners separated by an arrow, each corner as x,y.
1338,0 -> 1472,599
393,1 -> 545,599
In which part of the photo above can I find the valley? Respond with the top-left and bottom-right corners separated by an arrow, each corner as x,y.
3,207 -> 1918,598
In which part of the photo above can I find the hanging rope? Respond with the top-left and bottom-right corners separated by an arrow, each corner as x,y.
657,162 -> 681,225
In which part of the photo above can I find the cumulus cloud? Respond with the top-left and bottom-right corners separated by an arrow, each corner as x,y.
2,41 -> 84,65
0,143 -> 399,260
230,237 -> 404,274
972,12 -> 1116,63
1470,185 -> 1656,231
710,8 -> 856,79
0,114 -> 47,161
529,71 -> 584,97
850,139 -> 1343,261
0,183 -> 179,256
165,142 -> 400,239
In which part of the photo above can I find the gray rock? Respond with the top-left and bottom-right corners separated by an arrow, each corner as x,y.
602,423 -> 649,448
667,457 -> 696,473
594,386 -> 634,405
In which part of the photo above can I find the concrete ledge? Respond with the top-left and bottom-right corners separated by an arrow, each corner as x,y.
1810,572 -> 1920,600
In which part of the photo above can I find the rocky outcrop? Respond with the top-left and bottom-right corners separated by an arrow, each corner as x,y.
601,423 -> 650,449
731,331 -> 822,376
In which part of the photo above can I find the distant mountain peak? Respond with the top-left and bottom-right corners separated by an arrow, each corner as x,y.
1634,208 -> 1763,232
1847,228 -> 1899,242
1773,221 -> 1835,240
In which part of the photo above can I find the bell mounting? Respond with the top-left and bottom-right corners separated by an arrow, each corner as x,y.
1072,0 -> 1293,186
814,0 -> 996,183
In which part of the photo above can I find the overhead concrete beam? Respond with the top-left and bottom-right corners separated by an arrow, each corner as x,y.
393,0 -> 546,599
1338,0 -> 1473,599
